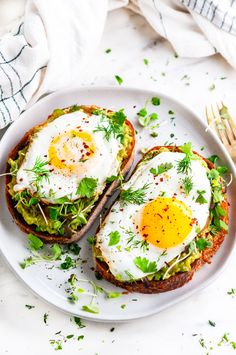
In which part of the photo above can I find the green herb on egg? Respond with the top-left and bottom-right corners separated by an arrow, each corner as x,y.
150,162 -> 173,176
120,183 -> 150,205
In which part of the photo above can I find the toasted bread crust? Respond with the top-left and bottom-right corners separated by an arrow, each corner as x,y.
5,105 -> 135,244
95,146 -> 229,293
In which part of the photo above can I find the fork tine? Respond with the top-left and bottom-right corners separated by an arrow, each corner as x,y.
211,105 -> 230,146
217,102 -> 235,143
221,101 -> 236,139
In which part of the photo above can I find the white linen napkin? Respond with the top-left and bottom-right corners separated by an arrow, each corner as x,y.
1,0 -> 236,129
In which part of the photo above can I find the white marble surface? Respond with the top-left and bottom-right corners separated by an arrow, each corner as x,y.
1,8 -> 236,355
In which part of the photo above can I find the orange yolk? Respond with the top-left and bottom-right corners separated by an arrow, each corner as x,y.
48,130 -> 95,173
139,197 -> 193,249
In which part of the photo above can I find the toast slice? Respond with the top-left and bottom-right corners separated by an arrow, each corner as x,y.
5,105 -> 135,244
94,146 -> 229,293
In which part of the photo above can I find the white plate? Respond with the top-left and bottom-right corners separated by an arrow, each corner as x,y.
0,86 -> 236,322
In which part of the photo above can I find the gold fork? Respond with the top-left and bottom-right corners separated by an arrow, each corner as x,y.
206,102 -> 236,163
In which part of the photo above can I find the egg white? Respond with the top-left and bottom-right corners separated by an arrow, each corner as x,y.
14,111 -> 122,202
96,151 -> 212,281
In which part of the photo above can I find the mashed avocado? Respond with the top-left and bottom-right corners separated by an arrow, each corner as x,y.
7,106 -> 133,236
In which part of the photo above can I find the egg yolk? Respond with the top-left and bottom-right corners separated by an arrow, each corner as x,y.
48,130 -> 95,173
139,197 -> 194,249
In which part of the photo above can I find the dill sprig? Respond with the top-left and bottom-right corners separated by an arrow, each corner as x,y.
177,142 -> 194,174
120,183 -> 150,205
181,176 -> 194,195
93,109 -> 126,142
25,156 -> 50,188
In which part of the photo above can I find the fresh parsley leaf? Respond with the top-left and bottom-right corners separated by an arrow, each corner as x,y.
196,238 -> 212,251
76,177 -> 97,198
134,256 -> 157,273
28,233 -> 43,251
217,165 -> 228,175
120,183 -> 150,205
108,231 -> 120,246
208,155 -> 219,164
82,304 -> 99,314
150,162 -> 173,176
137,107 -> 147,117
115,75 -> 123,85
196,190 -> 207,204
137,107 -> 158,127
151,96 -> 160,106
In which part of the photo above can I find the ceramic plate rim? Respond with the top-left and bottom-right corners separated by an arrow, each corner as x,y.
0,85 -> 235,323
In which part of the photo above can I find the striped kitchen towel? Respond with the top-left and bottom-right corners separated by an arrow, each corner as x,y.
1,0 -> 236,129
0,0 -> 107,129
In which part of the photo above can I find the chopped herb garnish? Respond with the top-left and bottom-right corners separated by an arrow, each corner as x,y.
134,256 -> 157,273
151,96 -> 160,106
227,288 -> 236,296
196,238 -> 212,251
177,142 -> 194,174
74,317 -> 86,328
105,48 -> 111,53
137,107 -> 147,117
20,235 -> 62,269
77,335 -> 84,341
150,132 -> 158,138
60,256 -> 74,270
82,304 -> 99,314
150,162 -> 173,176
24,156 -> 50,190
115,75 -> 123,85
143,58 -> 149,65
137,107 -> 158,127
44,313 -> 49,324
25,304 -> 35,310
108,231 -> 120,246
94,109 -> 126,142
120,183 -> 150,205
181,176 -> 193,195
208,155 -> 219,164
196,190 -> 207,204
76,177 -> 97,198
208,320 -> 216,327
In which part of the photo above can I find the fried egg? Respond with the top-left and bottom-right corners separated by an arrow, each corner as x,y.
14,110 -> 122,203
96,151 -> 212,281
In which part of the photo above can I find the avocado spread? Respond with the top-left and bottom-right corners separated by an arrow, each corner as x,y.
7,106 -> 133,236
